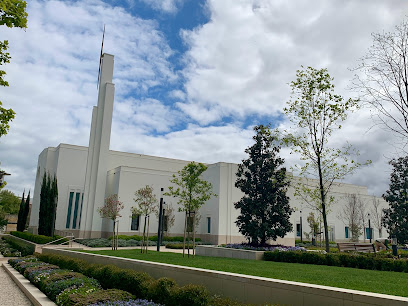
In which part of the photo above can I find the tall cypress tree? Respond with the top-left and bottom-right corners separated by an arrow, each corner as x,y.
22,190 -> 30,231
382,156 -> 408,243
38,173 -> 58,236
234,125 -> 293,246
16,190 -> 25,232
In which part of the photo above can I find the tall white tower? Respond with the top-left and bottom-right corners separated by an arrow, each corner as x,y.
80,53 -> 115,238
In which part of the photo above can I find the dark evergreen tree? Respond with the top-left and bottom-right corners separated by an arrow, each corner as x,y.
22,190 -> 30,231
16,190 -> 25,232
234,125 -> 292,246
382,156 -> 408,243
38,172 -> 58,236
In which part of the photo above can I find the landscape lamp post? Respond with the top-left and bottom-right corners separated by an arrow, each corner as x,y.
300,210 -> 303,243
368,213 -> 372,243
157,188 -> 164,252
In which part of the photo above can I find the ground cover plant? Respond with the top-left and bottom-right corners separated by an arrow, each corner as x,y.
8,256 -> 157,306
37,253 -> 244,305
76,237 -> 204,248
0,237 -> 21,256
223,243 -> 305,252
2,235 -> 34,256
82,249 -> 408,297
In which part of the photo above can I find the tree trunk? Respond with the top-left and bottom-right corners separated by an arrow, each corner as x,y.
192,211 -> 196,256
146,216 -> 150,254
141,215 -> 147,253
112,220 -> 115,251
183,211 -> 187,257
317,156 -> 330,253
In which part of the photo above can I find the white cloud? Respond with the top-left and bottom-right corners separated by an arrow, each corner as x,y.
138,0 -> 185,14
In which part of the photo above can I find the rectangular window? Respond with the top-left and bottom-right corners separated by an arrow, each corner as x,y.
66,192 -> 74,229
365,227 -> 373,240
78,193 -> 84,229
207,217 -> 211,234
131,214 -> 140,231
72,192 -> 81,229
345,226 -> 349,239
296,223 -> 301,237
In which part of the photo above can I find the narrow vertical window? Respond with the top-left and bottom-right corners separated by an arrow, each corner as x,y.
207,217 -> 211,234
296,223 -> 301,237
72,192 -> 80,229
78,193 -> 84,229
131,214 -> 140,231
66,192 -> 74,228
345,226 -> 349,239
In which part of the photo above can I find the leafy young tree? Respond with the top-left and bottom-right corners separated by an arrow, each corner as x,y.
352,20 -> 408,147
235,125 -> 292,246
283,67 -> 368,252
306,212 -> 319,241
98,194 -> 124,251
132,185 -> 157,254
165,162 -> 215,257
0,0 -> 28,138
382,156 -> 408,243
0,189 -> 20,214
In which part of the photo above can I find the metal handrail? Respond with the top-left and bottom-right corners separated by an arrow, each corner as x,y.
40,235 -> 75,248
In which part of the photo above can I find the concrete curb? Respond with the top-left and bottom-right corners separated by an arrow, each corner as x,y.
2,263 -> 56,306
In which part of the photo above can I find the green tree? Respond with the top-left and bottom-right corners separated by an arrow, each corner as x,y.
0,0 -> 28,137
234,125 -> 292,246
0,189 -> 20,214
16,190 -> 24,231
132,185 -> 157,253
382,156 -> 408,243
283,66 -> 369,252
38,172 -> 58,236
165,162 -> 216,257
97,194 -> 124,251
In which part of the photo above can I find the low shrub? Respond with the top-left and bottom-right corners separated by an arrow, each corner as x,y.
165,243 -> 194,249
89,299 -> 161,306
2,235 -> 35,256
174,284 -> 210,306
107,235 -> 202,243
0,238 -> 21,257
10,231 -> 67,244
264,250 -> 408,273
44,276 -> 101,301
61,288 -> 135,306
148,277 -> 176,305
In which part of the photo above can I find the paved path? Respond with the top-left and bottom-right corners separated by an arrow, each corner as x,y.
0,256 -> 32,306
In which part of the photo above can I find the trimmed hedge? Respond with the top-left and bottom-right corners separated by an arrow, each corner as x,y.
165,243 -> 194,249
108,235 -> 201,242
2,235 -> 35,256
11,231 -> 68,244
264,250 -> 408,273
37,253 -> 242,305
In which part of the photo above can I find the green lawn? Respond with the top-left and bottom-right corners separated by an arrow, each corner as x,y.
82,249 -> 408,297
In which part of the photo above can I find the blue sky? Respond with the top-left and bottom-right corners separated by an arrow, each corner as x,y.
1,0 -> 408,197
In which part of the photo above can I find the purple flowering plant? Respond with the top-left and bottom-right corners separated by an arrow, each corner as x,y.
89,299 -> 162,306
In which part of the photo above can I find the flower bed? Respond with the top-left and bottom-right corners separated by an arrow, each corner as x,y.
37,252 -> 242,305
224,243 -> 305,252
2,235 -> 35,256
8,256 -> 160,306
0,238 -> 21,257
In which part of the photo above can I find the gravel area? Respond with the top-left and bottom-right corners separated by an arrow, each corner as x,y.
0,264 -> 32,306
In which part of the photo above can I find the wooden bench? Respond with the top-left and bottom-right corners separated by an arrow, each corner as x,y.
337,242 -> 376,253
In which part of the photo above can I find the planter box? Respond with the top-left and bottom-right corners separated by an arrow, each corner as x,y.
195,245 -> 264,260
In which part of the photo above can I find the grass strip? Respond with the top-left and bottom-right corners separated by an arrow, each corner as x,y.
82,249 -> 408,297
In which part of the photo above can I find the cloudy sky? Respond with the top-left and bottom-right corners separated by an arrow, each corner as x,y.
1,0 -> 407,197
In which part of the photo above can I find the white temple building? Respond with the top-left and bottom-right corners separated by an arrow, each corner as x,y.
28,54 -> 388,245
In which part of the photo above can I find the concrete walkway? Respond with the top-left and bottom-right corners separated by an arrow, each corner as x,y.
0,256 -> 32,306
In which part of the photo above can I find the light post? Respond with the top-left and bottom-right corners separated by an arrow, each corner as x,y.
368,213 -> 372,243
157,188 -> 164,252
300,210 -> 303,243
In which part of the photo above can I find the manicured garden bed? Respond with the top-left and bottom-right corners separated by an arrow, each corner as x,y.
36,253 -> 243,305
82,249 -> 408,297
11,231 -> 68,244
2,235 -> 35,256
0,237 -> 22,257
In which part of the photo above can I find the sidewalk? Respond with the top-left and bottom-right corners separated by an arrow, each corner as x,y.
0,255 -> 32,306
